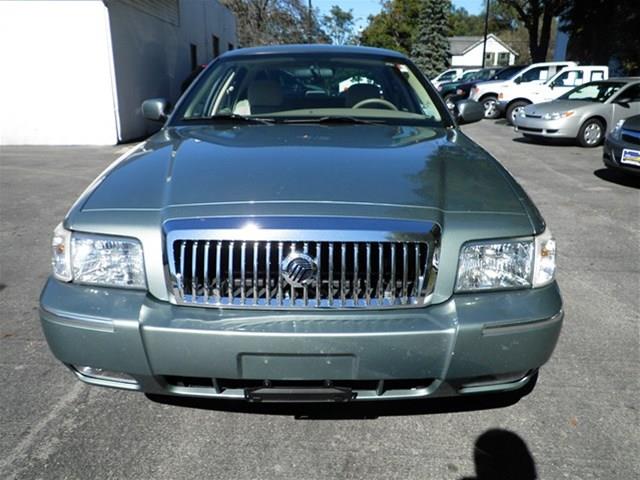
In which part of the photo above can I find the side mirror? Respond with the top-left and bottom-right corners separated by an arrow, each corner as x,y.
456,100 -> 485,124
616,98 -> 631,108
514,76 -> 522,84
142,98 -> 170,121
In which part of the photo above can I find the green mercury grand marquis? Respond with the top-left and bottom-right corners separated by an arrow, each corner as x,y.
40,45 -> 562,404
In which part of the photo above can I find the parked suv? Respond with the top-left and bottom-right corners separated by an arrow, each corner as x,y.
437,67 -> 503,110
40,45 -> 561,404
470,61 -> 577,118
499,66 -> 609,124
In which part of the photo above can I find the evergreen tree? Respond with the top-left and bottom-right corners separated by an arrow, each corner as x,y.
411,0 -> 451,78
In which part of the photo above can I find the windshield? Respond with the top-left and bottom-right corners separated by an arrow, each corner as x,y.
559,81 -> 625,102
493,66 -> 525,81
175,54 -> 446,126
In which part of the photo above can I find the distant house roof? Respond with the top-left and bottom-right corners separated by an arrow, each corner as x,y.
448,34 -> 518,56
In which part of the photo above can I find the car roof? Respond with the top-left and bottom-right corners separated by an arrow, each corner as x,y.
220,44 -> 406,60
608,77 -> 640,82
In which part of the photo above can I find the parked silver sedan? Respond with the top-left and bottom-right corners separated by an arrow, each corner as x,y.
513,78 -> 640,147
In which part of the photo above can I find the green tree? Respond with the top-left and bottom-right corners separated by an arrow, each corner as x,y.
495,0 -> 568,62
411,0 -> 451,78
322,6 -> 357,45
449,6 -> 484,36
359,0 -> 422,56
221,0 -> 325,46
560,0 -> 640,74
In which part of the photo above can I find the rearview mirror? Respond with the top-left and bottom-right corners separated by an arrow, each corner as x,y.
142,98 -> 170,121
456,100 -> 485,125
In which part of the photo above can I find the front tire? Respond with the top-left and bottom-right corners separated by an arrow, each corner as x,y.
482,95 -> 500,119
578,118 -> 605,148
506,101 -> 530,125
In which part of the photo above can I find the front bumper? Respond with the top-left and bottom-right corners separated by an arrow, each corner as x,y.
40,278 -> 563,401
603,136 -> 640,176
513,115 -> 579,139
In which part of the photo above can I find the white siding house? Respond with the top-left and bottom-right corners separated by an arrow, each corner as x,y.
0,0 -> 236,145
449,34 -> 517,68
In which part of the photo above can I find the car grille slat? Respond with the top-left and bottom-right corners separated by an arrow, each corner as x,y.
621,131 -> 640,146
166,219 -> 439,309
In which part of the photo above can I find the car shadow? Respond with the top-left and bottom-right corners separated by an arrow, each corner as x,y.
459,429 -> 537,480
146,377 -> 536,419
512,136 -> 576,147
594,168 -> 640,189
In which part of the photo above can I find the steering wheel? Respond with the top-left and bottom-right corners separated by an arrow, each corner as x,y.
352,98 -> 398,111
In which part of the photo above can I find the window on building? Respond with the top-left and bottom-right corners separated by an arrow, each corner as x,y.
497,52 -> 510,66
484,52 -> 495,66
212,35 -> 220,58
228,43 -> 234,51
190,44 -> 198,71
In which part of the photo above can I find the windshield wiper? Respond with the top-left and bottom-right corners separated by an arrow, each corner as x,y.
278,116 -> 385,125
186,114 -> 276,125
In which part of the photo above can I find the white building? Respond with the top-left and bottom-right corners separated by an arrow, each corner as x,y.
0,0 -> 236,145
448,34 -> 518,68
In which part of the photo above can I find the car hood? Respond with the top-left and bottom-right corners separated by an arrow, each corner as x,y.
77,124 -> 533,224
475,79 -> 507,90
525,100 -> 600,115
623,114 -> 640,131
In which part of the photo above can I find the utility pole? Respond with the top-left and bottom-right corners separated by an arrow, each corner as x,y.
308,0 -> 313,43
481,0 -> 490,67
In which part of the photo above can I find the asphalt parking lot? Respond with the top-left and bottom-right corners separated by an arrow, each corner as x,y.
1,120 -> 638,480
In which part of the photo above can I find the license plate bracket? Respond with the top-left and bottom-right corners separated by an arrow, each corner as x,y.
245,386 -> 355,403
621,148 -> 640,166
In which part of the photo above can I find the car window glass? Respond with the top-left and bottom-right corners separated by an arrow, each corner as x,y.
176,55 -> 445,124
560,82 -> 625,102
439,71 -> 456,81
519,66 -> 550,82
552,70 -> 583,87
461,71 -> 477,81
617,84 -> 640,102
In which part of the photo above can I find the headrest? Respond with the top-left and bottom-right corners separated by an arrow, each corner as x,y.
248,79 -> 283,107
346,84 -> 381,107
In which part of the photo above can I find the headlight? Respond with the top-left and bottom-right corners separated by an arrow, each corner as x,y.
455,230 -> 556,292
542,111 -> 574,120
611,119 -> 625,140
51,224 -> 146,289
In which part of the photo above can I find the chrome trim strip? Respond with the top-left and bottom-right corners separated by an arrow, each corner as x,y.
482,310 -> 563,336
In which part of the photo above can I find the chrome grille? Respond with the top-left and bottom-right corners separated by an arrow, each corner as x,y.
165,217 -> 439,309
171,240 -> 431,307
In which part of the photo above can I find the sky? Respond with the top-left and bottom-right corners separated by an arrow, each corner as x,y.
312,0 -> 485,29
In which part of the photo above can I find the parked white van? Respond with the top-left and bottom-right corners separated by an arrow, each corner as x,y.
469,61 -> 577,118
499,66 -> 609,124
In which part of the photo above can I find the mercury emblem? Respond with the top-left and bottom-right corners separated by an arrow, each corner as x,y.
281,251 -> 317,287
